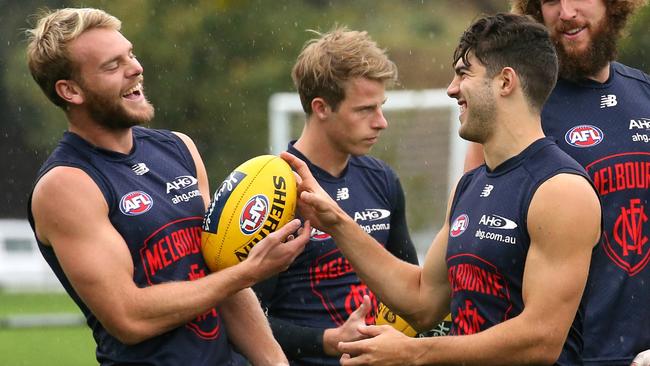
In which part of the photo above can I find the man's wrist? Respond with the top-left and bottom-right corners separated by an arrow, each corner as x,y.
322,327 -> 340,356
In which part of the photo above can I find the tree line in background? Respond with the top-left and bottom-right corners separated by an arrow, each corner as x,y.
0,0 -> 647,218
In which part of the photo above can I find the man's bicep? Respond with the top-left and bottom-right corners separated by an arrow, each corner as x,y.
521,174 -> 600,338
32,168 -> 137,320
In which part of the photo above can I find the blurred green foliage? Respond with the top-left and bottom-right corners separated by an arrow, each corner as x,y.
0,1 -> 648,217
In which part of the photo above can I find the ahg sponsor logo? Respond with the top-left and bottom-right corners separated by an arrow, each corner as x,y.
478,214 -> 518,230
629,118 -> 650,130
353,209 -> 390,222
166,175 -> 198,193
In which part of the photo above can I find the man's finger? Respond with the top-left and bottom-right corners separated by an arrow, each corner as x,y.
281,151 -> 313,181
357,324 -> 388,337
350,295 -> 371,319
631,349 -> 650,366
275,218 -> 302,236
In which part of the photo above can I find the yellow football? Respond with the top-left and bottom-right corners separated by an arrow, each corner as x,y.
375,302 -> 418,337
201,155 -> 297,272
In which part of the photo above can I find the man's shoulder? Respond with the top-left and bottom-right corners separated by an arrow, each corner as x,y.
133,126 -> 176,141
612,62 -> 650,85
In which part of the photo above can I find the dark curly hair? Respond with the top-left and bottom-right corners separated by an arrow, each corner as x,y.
453,13 -> 558,112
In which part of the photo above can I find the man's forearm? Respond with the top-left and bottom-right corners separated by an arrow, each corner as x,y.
221,288 -> 288,365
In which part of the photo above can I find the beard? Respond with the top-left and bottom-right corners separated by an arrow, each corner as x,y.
459,79 -> 497,144
553,15 -> 619,81
82,83 -> 155,130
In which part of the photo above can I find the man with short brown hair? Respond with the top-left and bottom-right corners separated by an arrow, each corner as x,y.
465,1 -> 650,365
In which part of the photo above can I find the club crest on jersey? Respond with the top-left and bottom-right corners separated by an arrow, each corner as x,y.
450,214 -> 470,237
311,228 -> 332,241
565,125 -> 604,148
240,194 -> 269,235
120,191 -> 153,216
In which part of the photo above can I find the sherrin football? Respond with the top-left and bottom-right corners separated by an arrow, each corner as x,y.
201,155 -> 297,272
375,302 -> 418,337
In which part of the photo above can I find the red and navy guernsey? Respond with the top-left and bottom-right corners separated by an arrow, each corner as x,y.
542,62 -> 650,366
28,127 -> 245,365
447,137 -> 594,366
254,142 -> 417,366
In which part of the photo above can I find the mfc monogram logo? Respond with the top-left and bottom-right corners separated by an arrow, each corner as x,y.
454,300 -> 485,335
585,153 -> 650,276
614,199 -> 648,257
604,198 -> 650,276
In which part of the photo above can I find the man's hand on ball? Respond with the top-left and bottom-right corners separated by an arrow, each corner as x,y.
245,218 -> 310,282
281,152 -> 346,231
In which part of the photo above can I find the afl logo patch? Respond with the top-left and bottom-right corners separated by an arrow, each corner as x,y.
450,214 -> 470,237
565,125 -> 604,148
120,191 -> 153,216
240,194 -> 269,235
311,228 -> 332,241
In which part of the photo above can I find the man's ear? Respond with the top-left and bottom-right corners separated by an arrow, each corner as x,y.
54,79 -> 84,105
311,97 -> 331,120
497,67 -> 518,97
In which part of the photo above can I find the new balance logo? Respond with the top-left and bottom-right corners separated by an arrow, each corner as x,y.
336,187 -> 349,201
600,94 -> 617,108
480,184 -> 493,198
131,163 -> 149,175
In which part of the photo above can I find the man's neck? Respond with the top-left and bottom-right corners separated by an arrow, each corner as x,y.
68,119 -> 133,154
293,134 -> 349,178
482,113 -> 545,171
588,62 -> 611,84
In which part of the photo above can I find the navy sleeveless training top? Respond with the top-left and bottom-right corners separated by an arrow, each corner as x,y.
447,138 -> 592,365
28,127 -> 244,365
263,143 -> 406,366
542,62 -> 650,366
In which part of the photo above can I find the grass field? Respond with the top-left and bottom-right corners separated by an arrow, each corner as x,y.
0,290 -> 96,365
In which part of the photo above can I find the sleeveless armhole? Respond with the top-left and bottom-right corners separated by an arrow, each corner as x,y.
385,170 -> 418,265
520,166 -> 599,249
168,131 -> 198,177
38,160 -> 115,214
449,171 -> 476,227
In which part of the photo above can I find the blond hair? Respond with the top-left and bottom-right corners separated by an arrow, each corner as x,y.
291,26 -> 397,115
26,8 -> 121,108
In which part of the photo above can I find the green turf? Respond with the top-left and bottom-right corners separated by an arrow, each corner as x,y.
0,291 -> 96,365
0,327 -> 96,365
0,290 -> 80,315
